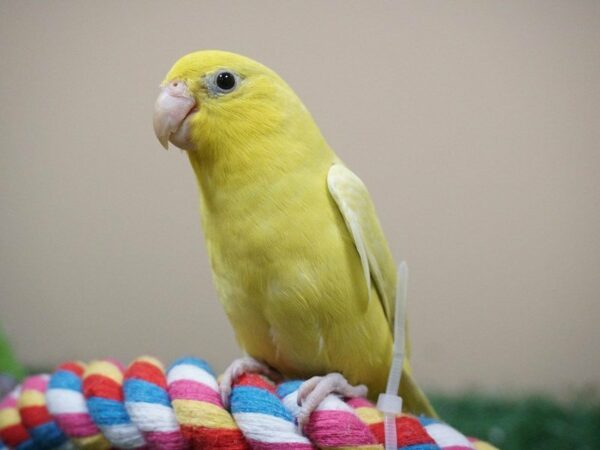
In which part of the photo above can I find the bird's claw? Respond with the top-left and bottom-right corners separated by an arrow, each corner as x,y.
295,373 -> 368,431
219,356 -> 281,408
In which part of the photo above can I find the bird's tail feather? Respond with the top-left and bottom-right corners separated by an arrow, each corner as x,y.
400,363 -> 438,418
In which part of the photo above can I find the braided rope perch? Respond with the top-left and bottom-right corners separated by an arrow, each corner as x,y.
0,356 -> 497,450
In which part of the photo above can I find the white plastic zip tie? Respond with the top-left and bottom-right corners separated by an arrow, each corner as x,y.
377,261 -> 408,450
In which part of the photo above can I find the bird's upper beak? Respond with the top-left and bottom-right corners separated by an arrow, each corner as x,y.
153,80 -> 197,149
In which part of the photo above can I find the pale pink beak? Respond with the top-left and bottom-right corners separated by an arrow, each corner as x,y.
153,80 -> 196,149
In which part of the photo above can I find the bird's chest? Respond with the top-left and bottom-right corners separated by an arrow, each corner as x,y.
201,179 -> 350,315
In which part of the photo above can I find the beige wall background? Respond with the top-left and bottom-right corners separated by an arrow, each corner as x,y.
1,1 -> 598,396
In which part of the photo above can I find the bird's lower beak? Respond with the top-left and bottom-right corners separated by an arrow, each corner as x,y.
153,80 -> 197,149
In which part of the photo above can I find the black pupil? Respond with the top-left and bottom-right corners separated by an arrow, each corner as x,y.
216,72 -> 236,90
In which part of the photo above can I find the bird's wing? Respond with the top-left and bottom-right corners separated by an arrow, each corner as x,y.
327,163 -> 397,328
328,164 -> 436,417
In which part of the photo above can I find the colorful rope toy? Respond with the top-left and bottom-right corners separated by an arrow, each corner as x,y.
0,356 -> 497,450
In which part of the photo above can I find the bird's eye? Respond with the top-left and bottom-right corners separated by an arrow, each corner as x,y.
206,70 -> 241,96
216,71 -> 236,91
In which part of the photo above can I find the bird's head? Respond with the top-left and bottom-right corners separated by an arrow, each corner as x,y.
153,50 -> 304,155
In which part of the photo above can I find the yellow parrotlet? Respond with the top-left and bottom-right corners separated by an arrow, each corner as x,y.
153,50 -> 435,416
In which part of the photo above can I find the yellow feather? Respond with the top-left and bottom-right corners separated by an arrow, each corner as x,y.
162,50 -> 435,416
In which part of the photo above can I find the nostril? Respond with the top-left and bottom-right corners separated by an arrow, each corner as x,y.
164,80 -> 191,98
167,80 -> 187,95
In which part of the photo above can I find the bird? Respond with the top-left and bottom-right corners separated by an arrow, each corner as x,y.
153,50 -> 436,423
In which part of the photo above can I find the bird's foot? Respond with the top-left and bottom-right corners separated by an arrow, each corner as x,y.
219,356 -> 281,408
296,373 -> 368,431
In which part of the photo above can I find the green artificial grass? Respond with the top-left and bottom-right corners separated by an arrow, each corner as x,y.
431,392 -> 600,450
0,325 -> 25,380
